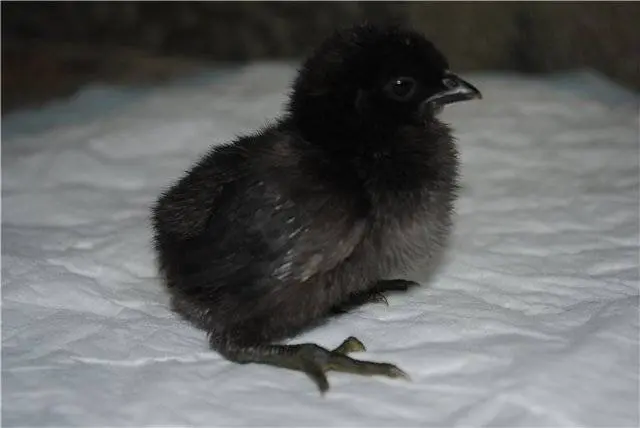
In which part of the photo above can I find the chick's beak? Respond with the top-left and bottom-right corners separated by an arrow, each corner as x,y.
425,72 -> 482,108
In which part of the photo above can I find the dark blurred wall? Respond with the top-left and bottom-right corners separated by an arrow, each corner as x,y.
2,1 -> 638,113
2,2 -> 405,59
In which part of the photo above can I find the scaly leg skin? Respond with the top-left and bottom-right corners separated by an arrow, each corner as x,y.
332,279 -> 419,314
222,336 -> 410,394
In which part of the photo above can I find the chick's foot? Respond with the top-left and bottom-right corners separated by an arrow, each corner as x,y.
226,336 -> 409,394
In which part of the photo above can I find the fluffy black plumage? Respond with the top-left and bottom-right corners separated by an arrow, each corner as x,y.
151,23 -> 481,393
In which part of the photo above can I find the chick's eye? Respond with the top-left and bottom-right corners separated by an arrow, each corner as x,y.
384,77 -> 417,101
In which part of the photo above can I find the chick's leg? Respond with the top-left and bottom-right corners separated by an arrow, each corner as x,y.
219,337 -> 409,394
366,278 -> 419,305
332,279 -> 419,313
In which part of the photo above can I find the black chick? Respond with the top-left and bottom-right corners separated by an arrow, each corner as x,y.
151,23 -> 481,394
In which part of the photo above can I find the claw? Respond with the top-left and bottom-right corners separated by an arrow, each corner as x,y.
369,292 -> 389,306
385,364 -> 411,381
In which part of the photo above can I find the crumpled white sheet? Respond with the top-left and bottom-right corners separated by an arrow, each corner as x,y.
2,64 -> 639,427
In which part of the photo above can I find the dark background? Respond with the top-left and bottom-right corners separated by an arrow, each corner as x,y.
2,1 -> 639,114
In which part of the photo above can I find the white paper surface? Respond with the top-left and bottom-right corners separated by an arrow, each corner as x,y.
2,63 -> 639,427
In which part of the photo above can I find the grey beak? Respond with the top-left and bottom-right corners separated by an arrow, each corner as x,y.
425,72 -> 482,107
